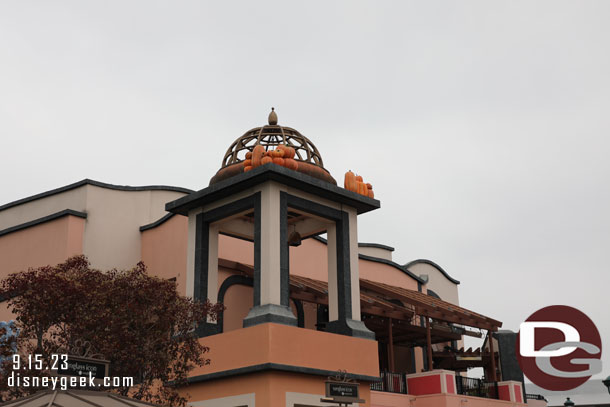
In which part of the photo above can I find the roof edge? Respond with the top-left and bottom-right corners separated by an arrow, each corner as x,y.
0,179 -> 193,212
0,209 -> 87,238
357,242 -> 395,252
139,213 -> 175,232
404,259 -> 460,285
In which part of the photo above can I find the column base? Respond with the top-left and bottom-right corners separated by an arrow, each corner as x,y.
326,319 -> 375,340
243,304 -> 298,328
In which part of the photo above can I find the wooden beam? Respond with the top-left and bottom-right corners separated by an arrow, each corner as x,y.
388,318 -> 395,372
489,329 -> 497,381
426,317 -> 433,371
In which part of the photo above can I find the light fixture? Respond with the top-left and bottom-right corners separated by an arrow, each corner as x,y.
288,225 -> 302,247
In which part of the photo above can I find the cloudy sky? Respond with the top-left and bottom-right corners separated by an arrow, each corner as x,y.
1,1 -> 609,385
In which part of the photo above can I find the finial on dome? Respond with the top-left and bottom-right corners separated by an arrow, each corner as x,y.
268,107 -> 278,125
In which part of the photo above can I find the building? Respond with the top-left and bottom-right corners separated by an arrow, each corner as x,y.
0,110 -> 537,407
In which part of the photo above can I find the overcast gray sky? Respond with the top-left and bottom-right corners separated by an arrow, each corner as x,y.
1,1 -> 609,384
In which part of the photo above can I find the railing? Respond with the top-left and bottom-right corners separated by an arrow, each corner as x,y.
370,371 -> 408,394
455,376 -> 499,399
526,394 -> 547,401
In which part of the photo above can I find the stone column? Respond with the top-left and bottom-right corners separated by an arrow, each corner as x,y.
326,210 -> 374,339
193,214 -> 220,336
243,183 -> 296,327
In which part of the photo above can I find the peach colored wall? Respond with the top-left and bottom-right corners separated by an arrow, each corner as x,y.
0,215 -> 85,279
184,370 -> 372,407
404,393 -> 527,407
218,234 -> 253,266
222,284 -> 253,332
371,391 -> 528,407
190,323 -> 379,379
0,215 -> 85,323
370,390 -> 413,407
141,215 -> 188,295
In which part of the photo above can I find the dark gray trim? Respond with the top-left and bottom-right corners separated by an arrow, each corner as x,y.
336,211 -> 352,321
193,193 -> 261,337
359,254 -> 426,284
292,298 -> 305,328
281,193 -> 374,340
203,195 -> 258,223
285,193 -> 343,221
404,259 -> 460,285
0,179 -> 192,212
243,303 -> 298,327
313,236 -> 426,284
185,362 -> 381,384
358,242 -> 395,252
279,192 -> 289,307
194,213 -> 218,337
193,213 -> 208,303
426,289 -> 441,299
166,164 -> 380,216
253,193 -> 261,307
217,275 -> 254,334
0,209 -> 87,238
139,213 -> 175,231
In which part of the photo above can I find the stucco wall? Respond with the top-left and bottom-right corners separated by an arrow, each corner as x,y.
0,215 -> 85,278
407,262 -> 460,305
83,185 -> 186,270
141,214 -> 188,295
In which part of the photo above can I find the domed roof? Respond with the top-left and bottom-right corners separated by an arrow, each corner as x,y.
209,108 -> 336,185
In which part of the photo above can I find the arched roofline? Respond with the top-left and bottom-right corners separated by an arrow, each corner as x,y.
312,236 -> 425,284
404,259 -> 460,285
0,179 -> 193,212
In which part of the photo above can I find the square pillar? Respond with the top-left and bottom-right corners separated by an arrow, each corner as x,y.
243,183 -> 297,327
325,210 -> 374,340
193,214 -> 220,336
498,381 -> 524,403
406,370 -> 457,395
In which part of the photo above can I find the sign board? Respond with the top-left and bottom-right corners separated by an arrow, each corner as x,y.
322,381 -> 365,404
57,356 -> 109,380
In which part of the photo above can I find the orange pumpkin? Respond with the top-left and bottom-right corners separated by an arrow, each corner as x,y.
368,190 -> 374,199
283,158 -> 298,171
273,149 -> 285,158
273,157 -> 285,166
344,171 -> 357,192
244,166 -> 253,172
277,145 -> 294,159
243,159 -> 252,167
252,145 -> 265,167
261,156 -> 273,165
356,182 -> 365,195
245,151 -> 252,159
355,175 -> 363,183
366,183 -> 373,190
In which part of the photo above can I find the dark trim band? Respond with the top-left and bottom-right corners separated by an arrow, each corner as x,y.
139,213 -> 175,231
185,362 -> 381,384
0,209 -> 88,238
166,164 -> 380,216
217,275 -> 254,334
0,179 -> 192,212
404,259 -> 460,285
358,242 -> 395,252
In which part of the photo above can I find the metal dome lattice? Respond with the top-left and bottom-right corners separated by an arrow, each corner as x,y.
221,108 -> 325,168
